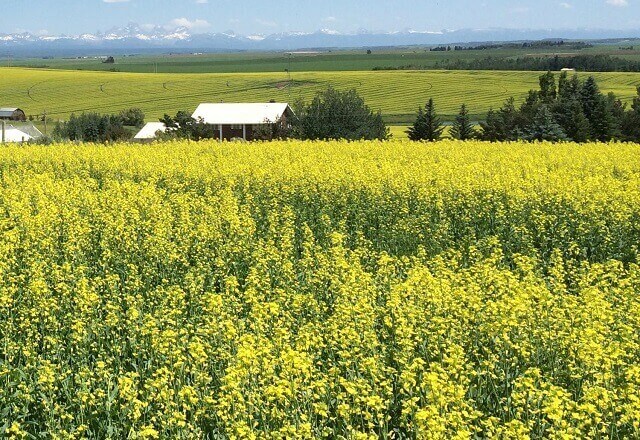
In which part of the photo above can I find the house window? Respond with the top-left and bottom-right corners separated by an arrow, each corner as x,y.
231,124 -> 243,130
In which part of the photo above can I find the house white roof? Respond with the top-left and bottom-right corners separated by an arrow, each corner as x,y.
134,122 -> 167,140
192,103 -> 291,125
2,128 -> 33,143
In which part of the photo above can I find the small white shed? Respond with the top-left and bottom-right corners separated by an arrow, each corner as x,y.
133,122 -> 167,143
1,127 -> 33,143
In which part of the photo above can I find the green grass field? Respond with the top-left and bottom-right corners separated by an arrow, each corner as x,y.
11,44 -> 640,74
3,67 -> 640,124
2,48 -> 569,73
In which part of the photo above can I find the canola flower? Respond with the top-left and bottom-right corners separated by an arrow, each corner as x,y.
0,139 -> 639,439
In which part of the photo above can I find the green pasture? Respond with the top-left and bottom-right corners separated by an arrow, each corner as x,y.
6,47 -> 549,73
9,43 -> 640,74
3,68 -> 640,124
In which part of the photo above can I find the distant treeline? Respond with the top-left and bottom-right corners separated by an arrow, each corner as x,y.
373,54 -> 640,73
437,54 -> 640,72
430,40 -> 592,52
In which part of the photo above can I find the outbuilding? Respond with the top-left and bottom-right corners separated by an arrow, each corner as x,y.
133,122 -> 168,143
191,103 -> 293,141
1,127 -> 33,143
0,108 -> 27,122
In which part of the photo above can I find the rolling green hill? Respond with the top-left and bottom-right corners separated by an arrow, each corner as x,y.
3,68 -> 640,124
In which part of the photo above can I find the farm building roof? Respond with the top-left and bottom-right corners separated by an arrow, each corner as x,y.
0,108 -> 21,117
2,127 -> 33,143
192,103 -> 291,125
134,122 -> 168,140
6,124 -> 43,139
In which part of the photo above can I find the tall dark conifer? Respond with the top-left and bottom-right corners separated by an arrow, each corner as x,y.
407,98 -> 444,141
450,104 -> 477,140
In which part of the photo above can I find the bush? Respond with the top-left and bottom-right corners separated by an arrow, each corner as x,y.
119,108 -> 145,127
292,87 -> 389,140
158,111 -> 219,141
52,112 -> 131,143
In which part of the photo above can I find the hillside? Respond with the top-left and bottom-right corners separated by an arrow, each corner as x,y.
4,68 -> 640,124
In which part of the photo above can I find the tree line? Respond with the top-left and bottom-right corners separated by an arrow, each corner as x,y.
436,54 -> 640,73
408,71 -> 640,143
52,108 -> 145,143
374,54 -> 640,73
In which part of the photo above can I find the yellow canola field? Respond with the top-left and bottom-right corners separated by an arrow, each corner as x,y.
1,140 -> 639,439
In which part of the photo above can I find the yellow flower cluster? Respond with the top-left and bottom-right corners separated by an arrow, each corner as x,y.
0,140 -> 639,438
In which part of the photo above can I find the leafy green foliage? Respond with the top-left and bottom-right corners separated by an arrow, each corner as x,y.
118,108 -> 145,128
159,111 -> 219,141
52,112 -> 130,142
293,87 -> 389,140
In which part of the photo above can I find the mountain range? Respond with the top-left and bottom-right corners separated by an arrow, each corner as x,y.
2,23 -> 640,57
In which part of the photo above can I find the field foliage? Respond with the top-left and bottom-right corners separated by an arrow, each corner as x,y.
1,140 -> 639,439
4,67 -> 640,123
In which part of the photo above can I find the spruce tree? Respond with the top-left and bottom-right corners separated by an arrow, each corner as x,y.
539,71 -> 557,104
407,98 -> 444,141
406,106 -> 427,141
523,105 -> 568,142
498,97 -> 521,140
450,104 -> 477,140
553,98 -> 590,142
621,86 -> 640,141
479,109 -> 501,141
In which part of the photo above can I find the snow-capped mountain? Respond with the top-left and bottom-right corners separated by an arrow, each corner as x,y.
1,24 -> 640,56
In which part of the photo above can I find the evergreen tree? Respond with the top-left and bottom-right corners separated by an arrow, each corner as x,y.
606,92 -> 625,139
480,98 -> 521,141
558,73 -> 581,101
539,71 -> 557,104
519,90 -> 542,124
479,108 -> 502,141
557,71 -> 569,99
580,76 -> 616,141
621,86 -> 640,141
580,76 -> 602,123
523,105 -> 568,142
498,97 -> 522,140
590,98 -> 616,141
450,104 -> 477,140
407,98 -> 444,141
553,99 -> 590,142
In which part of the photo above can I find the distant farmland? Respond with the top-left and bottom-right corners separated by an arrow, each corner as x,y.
3,68 -> 640,123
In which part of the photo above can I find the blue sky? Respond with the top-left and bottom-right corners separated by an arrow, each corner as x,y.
1,0 -> 638,35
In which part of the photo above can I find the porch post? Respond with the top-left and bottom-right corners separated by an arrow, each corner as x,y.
243,124 -> 247,140
219,124 -> 223,142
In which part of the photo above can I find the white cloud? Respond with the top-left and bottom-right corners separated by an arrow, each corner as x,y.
559,2 -> 573,8
103,0 -> 130,3
195,0 -> 208,3
168,18 -> 211,31
606,0 -> 628,6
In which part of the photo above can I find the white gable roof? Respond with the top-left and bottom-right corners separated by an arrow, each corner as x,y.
134,122 -> 167,140
192,103 -> 291,125
2,128 -> 33,143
